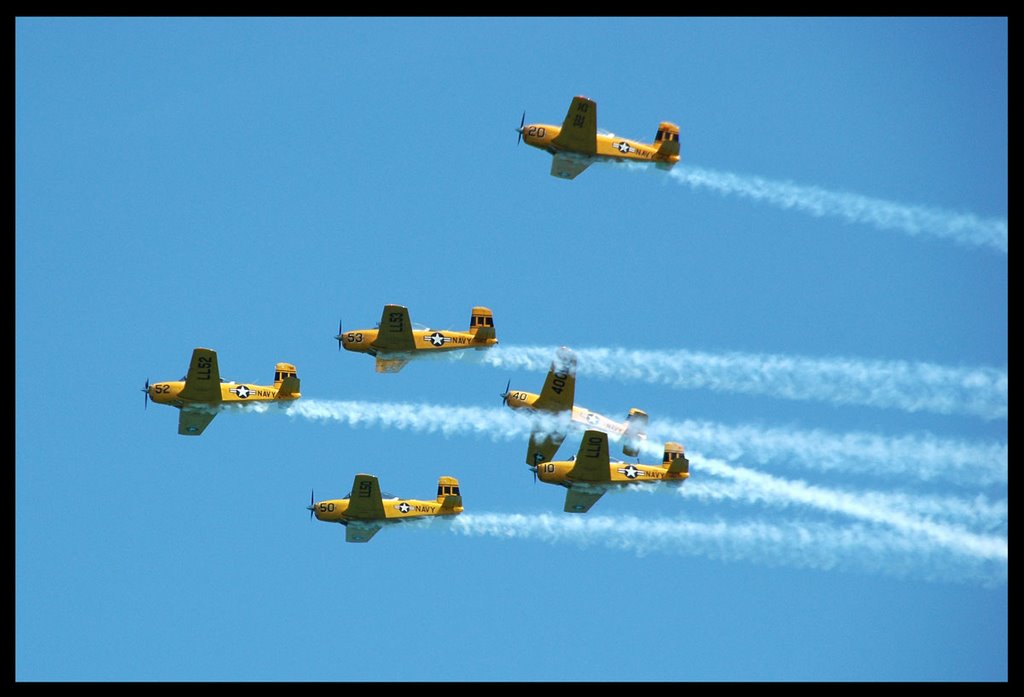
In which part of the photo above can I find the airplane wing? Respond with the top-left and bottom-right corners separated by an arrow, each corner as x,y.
344,474 -> 387,520
527,430 -> 567,466
550,154 -> 592,180
567,430 -> 612,482
371,304 -> 416,352
375,356 -> 410,373
564,487 -> 605,513
574,409 -> 623,435
178,348 -> 222,402
533,348 -> 576,412
177,408 -> 216,436
552,96 -> 597,154
345,522 -> 383,543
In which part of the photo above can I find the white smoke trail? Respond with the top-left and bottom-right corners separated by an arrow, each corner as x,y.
447,513 -> 1006,585
633,479 -> 1008,534
293,399 -> 1010,487
287,400 -> 1008,547
292,398 -> 1010,486
662,164 -> 1008,253
288,398 -> 570,442
476,346 -> 1008,420
688,453 -> 1007,561
645,417 -> 1008,486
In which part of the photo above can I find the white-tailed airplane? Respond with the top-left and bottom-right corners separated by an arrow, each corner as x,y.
501,346 -> 648,465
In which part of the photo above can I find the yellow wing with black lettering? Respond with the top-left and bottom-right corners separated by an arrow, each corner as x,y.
527,431 -> 567,466
552,96 -> 597,154
534,348 -> 576,412
178,348 -> 222,402
178,408 -> 216,436
371,304 -> 416,352
344,474 -> 387,520
567,430 -> 612,483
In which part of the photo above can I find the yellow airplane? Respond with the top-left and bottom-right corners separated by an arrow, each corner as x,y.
517,95 -> 680,179
501,346 -> 649,465
335,304 -> 498,373
143,347 -> 300,436
535,430 -> 689,513
308,473 -> 464,543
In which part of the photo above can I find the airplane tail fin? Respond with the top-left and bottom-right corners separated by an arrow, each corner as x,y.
622,407 -> 649,457
653,122 -> 680,169
436,476 -> 463,510
469,306 -> 497,343
274,362 -> 301,396
663,442 -> 689,475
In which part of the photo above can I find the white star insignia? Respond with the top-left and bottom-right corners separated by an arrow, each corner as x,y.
398,502 -> 411,513
619,465 -> 641,479
233,385 -> 251,399
428,332 -> 445,346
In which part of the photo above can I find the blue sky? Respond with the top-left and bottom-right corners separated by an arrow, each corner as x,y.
16,18 -> 1006,681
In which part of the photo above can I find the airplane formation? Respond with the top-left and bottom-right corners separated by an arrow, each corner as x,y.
144,97 -> 689,542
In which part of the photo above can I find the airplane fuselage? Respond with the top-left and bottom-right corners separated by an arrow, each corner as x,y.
339,328 -> 497,356
536,460 -> 689,487
505,389 -> 629,435
312,497 -> 463,524
522,124 -> 678,167
147,381 -> 300,409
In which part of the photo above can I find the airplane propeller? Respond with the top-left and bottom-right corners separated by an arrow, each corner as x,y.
500,379 -> 511,406
336,319 -> 343,351
308,489 -> 316,521
516,111 -> 525,145
141,379 -> 149,410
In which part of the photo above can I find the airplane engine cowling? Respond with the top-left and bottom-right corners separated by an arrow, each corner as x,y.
535,460 -> 573,484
